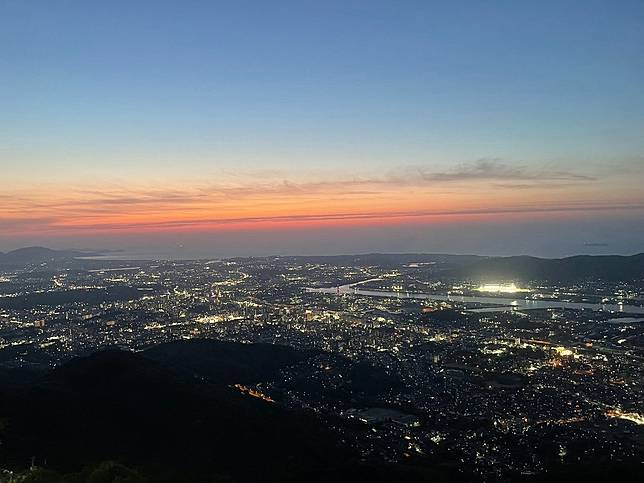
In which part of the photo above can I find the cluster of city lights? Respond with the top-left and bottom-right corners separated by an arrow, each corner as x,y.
475,283 -> 530,294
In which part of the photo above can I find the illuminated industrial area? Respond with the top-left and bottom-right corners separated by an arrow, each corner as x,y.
475,283 -> 530,294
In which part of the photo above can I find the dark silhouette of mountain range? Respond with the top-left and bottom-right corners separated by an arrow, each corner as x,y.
2,247 -> 643,282
279,253 -> 484,267
452,253 -> 644,282
0,340 -> 457,483
0,247 -> 97,266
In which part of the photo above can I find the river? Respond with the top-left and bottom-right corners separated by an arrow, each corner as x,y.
307,283 -> 644,315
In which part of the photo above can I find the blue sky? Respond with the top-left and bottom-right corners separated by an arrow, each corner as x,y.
1,1 -> 643,256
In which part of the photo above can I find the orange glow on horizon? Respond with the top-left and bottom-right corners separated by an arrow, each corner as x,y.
2,178 -> 643,238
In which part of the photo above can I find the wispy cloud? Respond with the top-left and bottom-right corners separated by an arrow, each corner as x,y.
417,158 -> 595,183
0,158 -> 631,237
3,199 -> 643,235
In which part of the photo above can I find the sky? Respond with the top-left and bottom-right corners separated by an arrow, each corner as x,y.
1,0 -> 643,258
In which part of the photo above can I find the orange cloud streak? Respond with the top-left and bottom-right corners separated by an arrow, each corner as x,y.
1,171 -> 642,238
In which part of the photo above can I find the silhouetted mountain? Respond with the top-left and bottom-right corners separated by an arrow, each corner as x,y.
241,252 -> 644,282
143,339 -> 304,385
142,339 -> 404,399
0,247 -> 97,266
0,366 -> 42,388
453,253 -> 644,282
280,253 -> 484,268
0,340 -> 472,482
0,347 -> 350,482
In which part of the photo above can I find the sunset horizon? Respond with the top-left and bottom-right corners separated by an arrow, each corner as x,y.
2,1 -> 643,257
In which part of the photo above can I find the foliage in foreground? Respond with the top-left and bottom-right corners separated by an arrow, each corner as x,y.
6,462 -> 147,483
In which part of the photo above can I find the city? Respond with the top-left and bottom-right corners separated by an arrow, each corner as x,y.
2,1 -> 644,481
1,250 -> 642,481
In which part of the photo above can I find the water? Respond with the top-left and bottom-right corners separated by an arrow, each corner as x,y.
308,284 -> 644,315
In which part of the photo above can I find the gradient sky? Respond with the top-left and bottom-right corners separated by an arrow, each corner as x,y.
1,0 -> 643,257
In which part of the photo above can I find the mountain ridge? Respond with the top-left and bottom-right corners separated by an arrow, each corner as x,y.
453,252 -> 644,282
0,246 -> 99,265
0,340 -> 462,482
2,247 -> 643,281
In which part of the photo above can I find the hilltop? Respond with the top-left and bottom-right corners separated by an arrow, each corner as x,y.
0,340 -> 453,483
0,247 -> 98,266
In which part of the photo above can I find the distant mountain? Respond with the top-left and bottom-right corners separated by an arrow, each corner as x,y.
279,253 -> 485,268
4,247 -> 641,282
453,253 -> 644,282
284,252 -> 644,282
0,246 -> 98,266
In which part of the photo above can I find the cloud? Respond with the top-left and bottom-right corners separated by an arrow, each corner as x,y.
4,200 -> 643,235
0,216 -> 60,231
0,158 -> 626,238
418,158 -> 595,183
